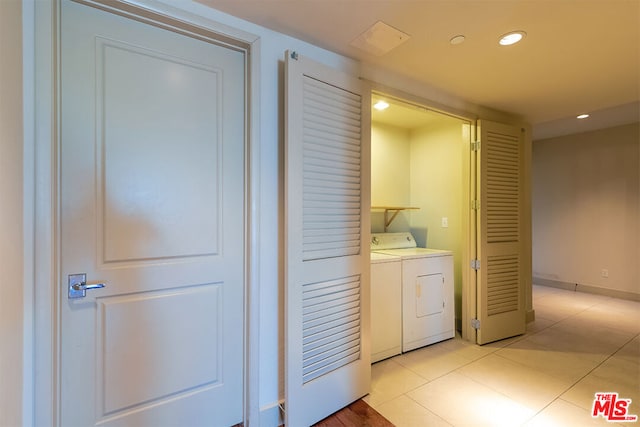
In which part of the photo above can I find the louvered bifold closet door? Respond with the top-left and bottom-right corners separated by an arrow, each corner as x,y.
476,120 -> 526,344
285,51 -> 371,427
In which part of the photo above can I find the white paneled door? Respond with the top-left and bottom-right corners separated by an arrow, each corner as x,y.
60,1 -> 245,425
475,120 -> 526,344
285,51 -> 371,426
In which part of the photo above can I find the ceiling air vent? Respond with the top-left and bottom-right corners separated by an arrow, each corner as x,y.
350,21 -> 410,56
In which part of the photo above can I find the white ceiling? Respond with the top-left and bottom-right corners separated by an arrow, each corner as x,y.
198,0 -> 640,139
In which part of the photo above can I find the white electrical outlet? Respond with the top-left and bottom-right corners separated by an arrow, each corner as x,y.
441,217 -> 448,228
601,269 -> 609,278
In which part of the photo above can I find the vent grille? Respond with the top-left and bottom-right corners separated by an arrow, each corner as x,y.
486,131 -> 520,243
487,254 -> 519,316
302,275 -> 361,384
302,76 -> 362,261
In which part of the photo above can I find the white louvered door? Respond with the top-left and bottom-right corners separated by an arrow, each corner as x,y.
285,51 -> 371,426
476,120 -> 526,344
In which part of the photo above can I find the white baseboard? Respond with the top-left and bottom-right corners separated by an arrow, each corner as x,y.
260,400 -> 284,427
533,277 -> 640,302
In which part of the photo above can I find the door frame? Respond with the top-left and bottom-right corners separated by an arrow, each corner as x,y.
30,0 -> 262,425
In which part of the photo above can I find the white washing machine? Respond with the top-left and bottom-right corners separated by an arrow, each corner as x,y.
372,232 -> 455,352
370,252 -> 402,363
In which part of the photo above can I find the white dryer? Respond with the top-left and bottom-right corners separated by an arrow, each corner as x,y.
372,232 -> 454,352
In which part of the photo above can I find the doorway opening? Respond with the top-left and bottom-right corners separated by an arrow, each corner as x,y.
369,92 -> 473,340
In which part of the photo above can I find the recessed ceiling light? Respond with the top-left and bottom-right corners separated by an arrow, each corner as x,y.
373,100 -> 390,111
577,113 -> 590,119
499,31 -> 526,46
450,35 -> 465,45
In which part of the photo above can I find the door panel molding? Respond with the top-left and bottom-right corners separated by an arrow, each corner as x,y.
32,1 -> 261,425
97,284 -> 223,416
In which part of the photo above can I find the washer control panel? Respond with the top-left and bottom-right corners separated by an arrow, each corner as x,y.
371,232 -> 417,250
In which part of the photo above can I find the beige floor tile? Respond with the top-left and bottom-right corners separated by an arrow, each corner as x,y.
532,284 -> 565,299
525,316 -> 555,334
495,337 -> 599,382
523,398 -> 622,427
532,288 -> 604,316
574,302 -> 640,335
407,372 -> 535,427
366,286 -> 638,426
364,358 -> 429,407
561,291 -> 612,307
457,354 -> 574,411
599,296 -> 640,314
534,286 -> 606,307
593,352 -> 640,391
561,355 -> 640,412
481,333 -> 530,350
554,314 -> 634,341
375,395 -> 452,427
616,335 -> 640,361
437,336 -> 502,361
532,299 -> 583,323
394,341 -> 474,381
525,324 -> 628,363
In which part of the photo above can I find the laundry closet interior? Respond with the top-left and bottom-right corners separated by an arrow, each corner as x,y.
369,92 -> 472,362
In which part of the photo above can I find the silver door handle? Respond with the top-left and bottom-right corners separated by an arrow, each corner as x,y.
72,282 -> 105,291
68,273 -> 106,299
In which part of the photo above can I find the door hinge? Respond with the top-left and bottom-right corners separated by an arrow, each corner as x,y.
471,318 -> 481,329
470,259 -> 480,270
471,141 -> 480,151
290,51 -> 299,60
471,199 -> 480,210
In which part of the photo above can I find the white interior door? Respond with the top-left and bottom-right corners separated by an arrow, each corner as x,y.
475,120 -> 526,344
285,51 -> 371,426
60,1 -> 245,425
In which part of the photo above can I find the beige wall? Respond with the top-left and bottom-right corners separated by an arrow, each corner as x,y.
532,123 -> 640,297
0,0 -> 24,425
371,123 -> 412,232
410,120 -> 467,321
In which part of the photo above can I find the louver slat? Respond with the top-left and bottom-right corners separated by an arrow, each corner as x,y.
486,131 -> 520,243
302,275 -> 361,384
302,76 -> 362,261
487,255 -> 519,316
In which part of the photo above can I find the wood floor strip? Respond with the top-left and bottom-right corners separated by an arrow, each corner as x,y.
312,399 -> 394,427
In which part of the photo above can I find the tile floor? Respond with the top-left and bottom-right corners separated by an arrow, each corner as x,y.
364,284 -> 640,426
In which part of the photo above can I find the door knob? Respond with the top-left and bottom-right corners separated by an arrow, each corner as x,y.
68,273 -> 106,299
